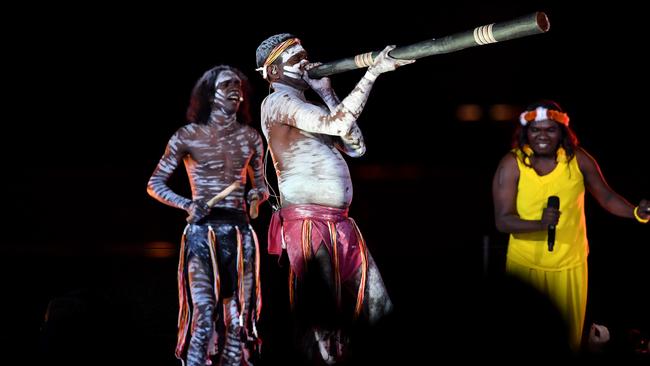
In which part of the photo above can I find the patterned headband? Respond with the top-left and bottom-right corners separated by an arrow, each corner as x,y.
519,107 -> 570,126
255,38 -> 301,79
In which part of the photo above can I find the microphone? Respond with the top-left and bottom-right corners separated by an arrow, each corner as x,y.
547,196 -> 559,252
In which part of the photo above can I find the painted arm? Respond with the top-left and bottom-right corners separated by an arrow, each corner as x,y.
302,65 -> 366,157
492,153 -> 559,233
246,130 -> 270,205
577,148 -> 649,220
147,130 -> 209,222
334,125 -> 366,157
282,46 -> 414,139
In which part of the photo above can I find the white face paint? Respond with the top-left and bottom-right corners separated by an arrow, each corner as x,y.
280,44 -> 306,63
280,44 -> 307,80
213,70 -> 242,116
214,70 -> 242,102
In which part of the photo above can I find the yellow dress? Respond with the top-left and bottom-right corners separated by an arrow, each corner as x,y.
506,148 -> 588,351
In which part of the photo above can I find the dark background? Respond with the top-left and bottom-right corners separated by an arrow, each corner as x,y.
3,1 -> 648,364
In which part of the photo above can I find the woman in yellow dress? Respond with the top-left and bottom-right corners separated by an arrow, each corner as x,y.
492,100 -> 649,351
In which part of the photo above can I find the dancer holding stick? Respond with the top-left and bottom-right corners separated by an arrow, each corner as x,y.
147,65 -> 268,366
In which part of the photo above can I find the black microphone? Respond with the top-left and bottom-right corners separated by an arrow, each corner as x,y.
547,196 -> 560,252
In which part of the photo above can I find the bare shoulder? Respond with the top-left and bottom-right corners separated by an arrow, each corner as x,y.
493,151 -> 520,182
493,151 -> 520,190
575,147 -> 598,171
498,151 -> 519,170
264,89 -> 293,104
172,123 -> 197,140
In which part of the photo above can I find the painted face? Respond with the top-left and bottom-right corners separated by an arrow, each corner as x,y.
213,70 -> 242,115
277,44 -> 309,89
527,119 -> 562,156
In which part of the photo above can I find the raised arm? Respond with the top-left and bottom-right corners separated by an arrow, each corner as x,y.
492,153 -> 559,233
577,148 -> 648,220
276,46 -> 413,139
302,65 -> 366,157
333,126 -> 366,157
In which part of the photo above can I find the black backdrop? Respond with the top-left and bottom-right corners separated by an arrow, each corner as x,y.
3,1 -> 648,364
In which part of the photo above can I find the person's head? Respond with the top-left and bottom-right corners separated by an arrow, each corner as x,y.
186,65 -> 252,125
513,100 -> 578,161
255,33 -> 309,90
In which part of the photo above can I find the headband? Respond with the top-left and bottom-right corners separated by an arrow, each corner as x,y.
519,107 -> 570,126
255,38 -> 301,79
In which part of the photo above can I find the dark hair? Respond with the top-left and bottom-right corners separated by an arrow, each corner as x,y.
255,33 -> 297,68
513,100 -> 579,164
186,65 -> 252,125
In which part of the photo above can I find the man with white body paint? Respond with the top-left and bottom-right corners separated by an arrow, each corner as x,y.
147,65 -> 268,366
255,34 -> 414,364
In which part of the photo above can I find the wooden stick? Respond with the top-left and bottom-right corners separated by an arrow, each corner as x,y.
249,199 -> 259,219
186,181 -> 241,223
207,181 -> 241,207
